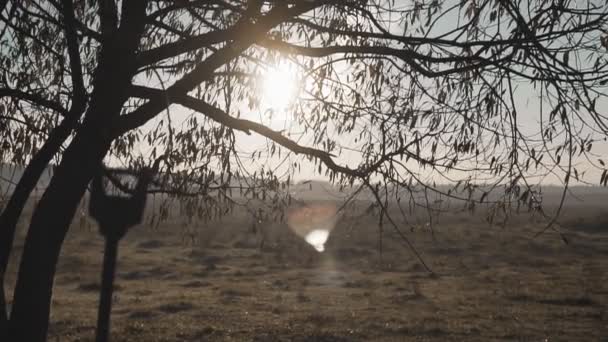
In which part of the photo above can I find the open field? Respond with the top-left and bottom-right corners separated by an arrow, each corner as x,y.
3,196 -> 608,341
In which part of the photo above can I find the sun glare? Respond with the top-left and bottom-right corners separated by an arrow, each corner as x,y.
287,203 -> 338,253
260,62 -> 299,115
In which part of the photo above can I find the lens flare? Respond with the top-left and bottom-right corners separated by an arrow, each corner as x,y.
287,202 -> 337,253
304,229 -> 330,252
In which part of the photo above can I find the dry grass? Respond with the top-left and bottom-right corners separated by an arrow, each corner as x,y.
3,200 -> 608,341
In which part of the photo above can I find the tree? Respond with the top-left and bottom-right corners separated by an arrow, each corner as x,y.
0,0 -> 607,340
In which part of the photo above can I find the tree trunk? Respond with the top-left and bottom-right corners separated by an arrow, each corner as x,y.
0,118 -> 76,336
6,5 -> 148,339
0,290 -> 5,339
7,128 -> 111,341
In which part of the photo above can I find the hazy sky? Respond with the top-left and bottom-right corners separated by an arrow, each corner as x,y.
129,0 -> 608,187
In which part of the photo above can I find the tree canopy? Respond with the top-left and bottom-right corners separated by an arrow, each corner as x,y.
0,0 -> 607,340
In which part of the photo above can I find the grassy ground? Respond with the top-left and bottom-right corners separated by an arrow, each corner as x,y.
4,202 -> 608,341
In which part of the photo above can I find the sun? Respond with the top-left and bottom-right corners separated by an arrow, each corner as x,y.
260,61 -> 300,115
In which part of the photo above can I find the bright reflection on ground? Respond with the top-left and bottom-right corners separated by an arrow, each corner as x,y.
260,61 -> 299,113
287,202 -> 338,253
304,229 -> 330,252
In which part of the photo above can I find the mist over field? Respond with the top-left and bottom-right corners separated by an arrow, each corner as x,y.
2,0 -> 608,340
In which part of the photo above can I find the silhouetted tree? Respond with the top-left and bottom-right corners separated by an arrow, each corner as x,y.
0,0 -> 607,340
